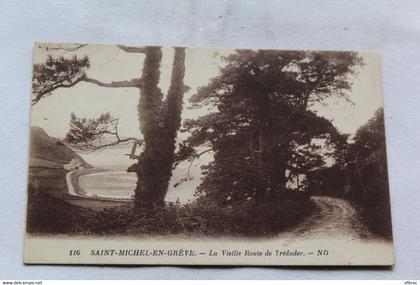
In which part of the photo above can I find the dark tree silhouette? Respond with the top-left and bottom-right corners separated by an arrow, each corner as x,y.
183,50 -> 361,204
346,108 -> 392,237
135,47 -> 186,207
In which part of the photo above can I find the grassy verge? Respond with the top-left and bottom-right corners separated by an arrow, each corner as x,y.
26,189 -> 94,234
26,188 -> 315,237
359,200 -> 393,240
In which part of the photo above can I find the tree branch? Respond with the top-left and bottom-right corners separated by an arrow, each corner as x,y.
65,112 -> 143,153
117,45 -> 147,53
69,137 -> 139,153
185,148 -> 212,176
45,44 -> 88,52
32,77 -> 85,105
173,148 -> 212,188
32,76 -> 143,105
82,77 -> 143,88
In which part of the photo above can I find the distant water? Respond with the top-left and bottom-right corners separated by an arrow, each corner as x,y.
79,171 -> 137,199
78,145 -> 214,204
79,145 -> 134,171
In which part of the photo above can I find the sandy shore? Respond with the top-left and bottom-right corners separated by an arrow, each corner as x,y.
66,168 -> 132,202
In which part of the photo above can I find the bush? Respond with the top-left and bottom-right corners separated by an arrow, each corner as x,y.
346,108 -> 393,239
27,188 -> 315,237
26,188 -> 93,234
82,192 -> 314,237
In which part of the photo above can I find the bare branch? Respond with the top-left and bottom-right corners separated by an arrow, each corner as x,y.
32,76 -> 85,105
82,77 -> 143,88
126,139 -> 144,159
185,148 -> 212,177
46,44 -> 88,52
249,128 -> 262,156
69,137 -> 139,153
173,148 -> 212,187
32,76 -> 142,105
117,45 -> 147,53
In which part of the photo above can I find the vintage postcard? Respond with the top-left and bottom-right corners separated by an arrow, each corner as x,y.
24,43 -> 394,265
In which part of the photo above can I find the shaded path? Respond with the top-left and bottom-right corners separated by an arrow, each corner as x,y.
278,196 -> 374,240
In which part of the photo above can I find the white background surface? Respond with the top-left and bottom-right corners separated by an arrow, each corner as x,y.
0,0 -> 419,280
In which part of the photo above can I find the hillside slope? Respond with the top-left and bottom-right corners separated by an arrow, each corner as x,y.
29,126 -> 91,168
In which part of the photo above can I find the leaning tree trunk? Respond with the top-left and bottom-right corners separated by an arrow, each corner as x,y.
135,47 -> 186,208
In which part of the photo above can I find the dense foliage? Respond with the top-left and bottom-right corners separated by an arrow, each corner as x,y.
27,189 -> 313,236
305,108 -> 392,238
182,50 -> 360,205
346,108 -> 392,238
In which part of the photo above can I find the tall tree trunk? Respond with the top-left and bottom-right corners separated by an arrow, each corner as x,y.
269,148 -> 287,196
134,47 -> 186,208
255,127 -> 267,201
255,123 -> 288,201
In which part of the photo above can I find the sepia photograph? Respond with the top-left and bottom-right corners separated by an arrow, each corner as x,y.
24,43 -> 393,265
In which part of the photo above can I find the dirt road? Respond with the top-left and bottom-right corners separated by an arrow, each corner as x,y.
278,196 -> 374,241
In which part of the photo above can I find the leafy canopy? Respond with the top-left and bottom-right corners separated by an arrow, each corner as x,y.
182,49 -> 361,204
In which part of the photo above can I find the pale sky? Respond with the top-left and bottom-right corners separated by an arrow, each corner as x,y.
31,43 -> 383,140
